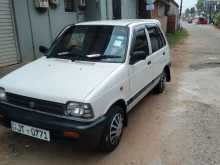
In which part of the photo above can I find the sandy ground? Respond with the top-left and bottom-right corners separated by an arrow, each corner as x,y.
0,23 -> 220,165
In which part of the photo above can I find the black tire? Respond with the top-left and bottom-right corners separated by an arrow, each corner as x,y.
154,71 -> 166,94
98,106 -> 124,153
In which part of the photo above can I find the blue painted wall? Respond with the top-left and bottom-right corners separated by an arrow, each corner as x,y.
13,0 -> 35,62
13,0 -> 138,63
13,0 -> 78,61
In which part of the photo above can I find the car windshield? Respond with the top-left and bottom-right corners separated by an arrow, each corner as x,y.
48,25 -> 129,63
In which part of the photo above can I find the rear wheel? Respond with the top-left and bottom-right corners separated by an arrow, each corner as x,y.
154,71 -> 166,94
98,106 -> 124,153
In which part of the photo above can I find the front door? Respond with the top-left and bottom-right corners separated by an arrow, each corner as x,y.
128,27 -> 154,108
112,0 -> 121,19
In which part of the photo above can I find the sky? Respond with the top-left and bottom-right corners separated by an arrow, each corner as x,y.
176,0 -> 197,11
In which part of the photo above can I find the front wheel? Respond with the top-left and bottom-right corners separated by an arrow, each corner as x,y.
98,106 -> 124,153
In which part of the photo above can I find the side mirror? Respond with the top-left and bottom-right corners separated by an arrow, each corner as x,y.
39,45 -> 49,54
129,51 -> 146,65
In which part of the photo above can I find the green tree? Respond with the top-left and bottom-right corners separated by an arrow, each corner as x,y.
185,8 -> 191,17
196,0 -> 204,12
190,7 -> 196,16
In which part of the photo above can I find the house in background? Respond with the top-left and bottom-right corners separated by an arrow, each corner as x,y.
137,0 -> 180,32
167,0 -> 180,32
0,0 -> 140,67
0,0 -> 179,68
204,0 -> 220,22
152,0 -> 180,33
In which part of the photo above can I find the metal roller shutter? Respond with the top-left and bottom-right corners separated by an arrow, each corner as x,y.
0,0 -> 18,67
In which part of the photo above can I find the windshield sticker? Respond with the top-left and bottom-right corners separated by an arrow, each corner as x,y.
113,40 -> 123,47
57,52 -> 69,56
116,36 -> 125,40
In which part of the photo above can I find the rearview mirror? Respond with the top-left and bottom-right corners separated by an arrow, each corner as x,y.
129,51 -> 146,65
39,45 -> 49,54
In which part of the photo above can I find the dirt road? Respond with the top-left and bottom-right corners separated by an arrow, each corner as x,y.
0,24 -> 220,165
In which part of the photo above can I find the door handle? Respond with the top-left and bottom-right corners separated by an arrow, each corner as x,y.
147,61 -> 151,65
163,52 -> 166,56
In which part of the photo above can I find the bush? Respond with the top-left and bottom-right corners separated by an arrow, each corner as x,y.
214,12 -> 220,27
166,29 -> 189,48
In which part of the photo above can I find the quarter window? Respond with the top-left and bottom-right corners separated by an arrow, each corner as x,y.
156,27 -> 166,47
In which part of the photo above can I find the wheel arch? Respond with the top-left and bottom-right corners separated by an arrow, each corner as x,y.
106,99 -> 128,127
164,64 -> 171,82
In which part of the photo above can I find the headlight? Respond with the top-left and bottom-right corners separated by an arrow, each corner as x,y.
0,87 -> 7,101
65,102 -> 94,119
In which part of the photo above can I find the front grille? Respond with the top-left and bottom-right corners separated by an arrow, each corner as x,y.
6,93 -> 65,115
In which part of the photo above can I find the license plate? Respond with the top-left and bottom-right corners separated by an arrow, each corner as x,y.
11,121 -> 50,142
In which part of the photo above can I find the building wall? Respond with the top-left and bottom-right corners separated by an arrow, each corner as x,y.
13,0 -> 35,62
85,0 -> 101,21
26,0 -> 53,58
168,2 -> 179,31
13,0 -> 79,62
86,0 -> 138,20
151,3 -> 168,32
157,4 -> 166,17
156,16 -> 168,32
152,0 -> 179,32
168,3 -> 179,16
49,1 -> 78,38
12,0 -> 140,65
106,0 -> 113,19
121,0 -> 137,19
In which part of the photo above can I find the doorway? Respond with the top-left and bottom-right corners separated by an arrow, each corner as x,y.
138,0 -> 151,19
112,0 -> 121,19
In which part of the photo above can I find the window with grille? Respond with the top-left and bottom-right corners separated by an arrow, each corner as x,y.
64,0 -> 75,12
80,0 -> 86,6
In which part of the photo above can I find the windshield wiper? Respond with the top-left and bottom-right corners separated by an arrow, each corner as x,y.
86,54 -> 121,59
54,51 -> 83,61
57,51 -> 71,56
51,53 -> 121,61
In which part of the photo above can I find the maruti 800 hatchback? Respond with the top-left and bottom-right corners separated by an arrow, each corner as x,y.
0,19 -> 171,152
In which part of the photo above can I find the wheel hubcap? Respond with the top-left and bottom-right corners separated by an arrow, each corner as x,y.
110,113 -> 123,145
160,73 -> 166,89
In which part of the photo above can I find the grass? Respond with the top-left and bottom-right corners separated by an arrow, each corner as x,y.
166,29 -> 189,48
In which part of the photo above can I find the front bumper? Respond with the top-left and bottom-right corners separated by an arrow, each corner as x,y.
0,101 -> 107,147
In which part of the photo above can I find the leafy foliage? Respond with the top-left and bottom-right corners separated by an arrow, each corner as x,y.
185,8 -> 190,17
185,7 -> 196,17
196,0 -> 204,12
190,7 -> 196,16
166,29 -> 189,48
214,12 -> 220,27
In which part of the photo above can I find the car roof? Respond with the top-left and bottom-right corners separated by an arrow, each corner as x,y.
76,19 -> 161,27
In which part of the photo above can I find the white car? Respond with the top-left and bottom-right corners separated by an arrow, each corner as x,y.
0,19 -> 171,152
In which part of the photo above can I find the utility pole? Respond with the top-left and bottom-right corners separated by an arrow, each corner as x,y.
180,0 -> 183,19
179,0 -> 183,30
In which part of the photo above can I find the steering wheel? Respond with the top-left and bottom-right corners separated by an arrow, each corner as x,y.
68,45 -> 84,56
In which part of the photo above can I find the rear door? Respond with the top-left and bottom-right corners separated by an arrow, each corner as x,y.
128,26 -> 154,106
147,25 -> 167,79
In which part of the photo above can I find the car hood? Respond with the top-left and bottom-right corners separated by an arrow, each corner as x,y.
0,57 -> 121,103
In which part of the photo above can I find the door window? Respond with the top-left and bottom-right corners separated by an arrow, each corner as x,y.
133,29 -> 149,56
